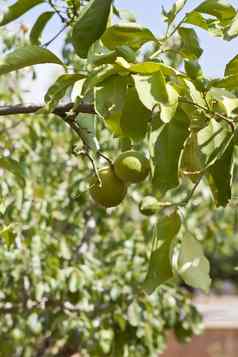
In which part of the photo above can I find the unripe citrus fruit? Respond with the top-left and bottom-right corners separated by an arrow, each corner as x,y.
114,150 -> 150,183
89,166 -> 127,208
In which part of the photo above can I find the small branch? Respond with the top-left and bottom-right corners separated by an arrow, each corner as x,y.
179,97 -> 236,132
0,103 -> 95,117
48,0 -> 67,23
43,24 -> 68,47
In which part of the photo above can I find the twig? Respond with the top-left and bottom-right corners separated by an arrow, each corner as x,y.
179,97 -> 236,132
48,0 -> 67,23
97,152 -> 113,166
42,24 -> 68,47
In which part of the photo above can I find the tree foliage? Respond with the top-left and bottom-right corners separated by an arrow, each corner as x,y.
0,0 -> 238,355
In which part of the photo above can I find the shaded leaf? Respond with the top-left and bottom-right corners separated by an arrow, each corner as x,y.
178,27 -> 203,60
153,110 -> 190,194
72,0 -> 112,58
120,87 -> 151,141
45,74 -> 84,112
143,210 -> 181,294
94,75 -> 128,136
207,139 -> 234,207
76,114 -> 100,152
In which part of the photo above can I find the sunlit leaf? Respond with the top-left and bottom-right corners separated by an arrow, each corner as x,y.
0,0 -> 44,26
0,46 -> 63,76
102,23 -> 156,50
178,236 -> 211,293
30,11 -> 55,45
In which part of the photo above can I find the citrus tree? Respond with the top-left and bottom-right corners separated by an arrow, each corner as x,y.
1,0 -> 238,355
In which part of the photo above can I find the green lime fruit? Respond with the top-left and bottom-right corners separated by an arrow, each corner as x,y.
89,166 -> 127,208
114,151 -> 150,183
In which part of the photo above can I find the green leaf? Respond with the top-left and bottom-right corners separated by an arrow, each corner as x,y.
0,225 -> 16,247
162,0 -> 188,25
197,118 -> 233,167
209,87 -> 238,116
116,45 -> 137,63
0,157 -> 25,188
194,0 -> 236,23
225,13 -> 238,40
139,196 -> 162,216
207,140 -> 234,207
225,54 -> 238,76
153,109 -> 190,194
133,71 -> 167,106
102,23 -> 156,50
143,210 -> 181,294
112,6 -> 137,23
92,50 -> 117,66
30,11 -> 55,45
160,84 -> 179,123
45,74 -> 84,112
180,132 -> 203,183
157,210 -> 181,240
178,236 -> 211,293
0,0 -> 44,26
72,0 -> 112,58
120,86 -> 151,141
178,27 -> 203,59
82,65 -> 117,95
76,114 -> 100,152
94,75 -> 128,136
184,60 -> 207,91
134,73 -> 178,123
0,46 -> 63,76
116,57 -> 180,76
210,74 -> 238,89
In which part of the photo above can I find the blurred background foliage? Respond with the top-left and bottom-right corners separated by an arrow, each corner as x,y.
0,4 -> 237,356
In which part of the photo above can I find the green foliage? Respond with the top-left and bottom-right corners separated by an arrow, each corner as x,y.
0,0 -> 44,27
1,0 -> 238,354
30,11 -> 55,45
0,46 -> 63,76
72,0 -> 112,58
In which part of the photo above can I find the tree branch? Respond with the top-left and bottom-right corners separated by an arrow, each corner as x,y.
0,103 -> 95,118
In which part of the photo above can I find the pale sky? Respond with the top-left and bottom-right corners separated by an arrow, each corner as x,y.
8,0 -> 238,102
